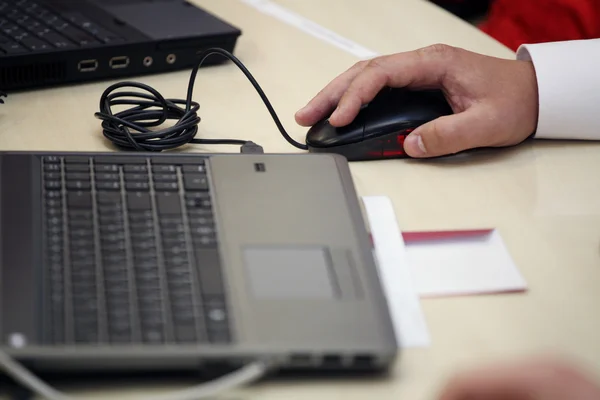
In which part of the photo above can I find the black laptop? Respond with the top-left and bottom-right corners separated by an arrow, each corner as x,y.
0,0 -> 242,91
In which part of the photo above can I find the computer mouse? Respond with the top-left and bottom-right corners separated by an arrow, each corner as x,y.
305,87 -> 453,161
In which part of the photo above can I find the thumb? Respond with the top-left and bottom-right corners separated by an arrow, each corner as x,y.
404,110 -> 487,158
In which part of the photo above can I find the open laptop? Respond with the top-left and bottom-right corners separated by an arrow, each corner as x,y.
0,151 -> 397,375
0,0 -> 242,91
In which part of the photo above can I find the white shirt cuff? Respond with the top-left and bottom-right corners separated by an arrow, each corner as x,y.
516,39 -> 600,140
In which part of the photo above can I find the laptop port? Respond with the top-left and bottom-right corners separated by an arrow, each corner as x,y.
321,354 -> 343,368
352,354 -> 375,368
289,354 -> 312,366
166,53 -> 176,64
143,56 -> 153,67
109,56 -> 130,69
78,59 -> 98,72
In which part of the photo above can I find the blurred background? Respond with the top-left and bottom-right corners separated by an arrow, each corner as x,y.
431,0 -> 600,51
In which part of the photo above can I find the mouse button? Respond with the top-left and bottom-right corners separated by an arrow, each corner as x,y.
362,105 -> 412,140
306,119 -> 364,147
305,120 -> 333,146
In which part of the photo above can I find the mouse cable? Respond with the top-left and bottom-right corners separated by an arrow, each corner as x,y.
0,349 -> 274,400
94,48 -> 309,152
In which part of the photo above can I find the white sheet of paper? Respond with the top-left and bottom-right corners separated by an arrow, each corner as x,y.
239,0 -> 380,59
362,196 -> 431,348
405,230 -> 527,297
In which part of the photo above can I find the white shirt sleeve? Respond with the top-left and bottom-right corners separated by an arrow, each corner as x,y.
516,39 -> 600,140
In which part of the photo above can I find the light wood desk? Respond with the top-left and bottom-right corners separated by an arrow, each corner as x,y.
1,0 -> 600,399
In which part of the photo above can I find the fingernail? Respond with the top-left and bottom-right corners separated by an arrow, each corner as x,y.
329,105 -> 343,122
405,134 -> 427,155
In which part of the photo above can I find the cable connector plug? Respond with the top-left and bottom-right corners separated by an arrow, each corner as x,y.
240,141 -> 264,154
0,90 -> 6,104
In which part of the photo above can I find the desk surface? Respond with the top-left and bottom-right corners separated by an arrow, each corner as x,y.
1,0 -> 600,399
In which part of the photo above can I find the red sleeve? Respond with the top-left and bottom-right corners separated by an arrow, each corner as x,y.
479,0 -> 600,51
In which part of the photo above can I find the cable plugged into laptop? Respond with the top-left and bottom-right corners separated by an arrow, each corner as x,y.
0,350 -> 275,400
240,141 -> 264,154
94,48 -> 307,154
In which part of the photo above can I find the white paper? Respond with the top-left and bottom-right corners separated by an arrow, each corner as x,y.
405,230 -> 527,297
362,196 -> 431,348
240,0 -> 380,59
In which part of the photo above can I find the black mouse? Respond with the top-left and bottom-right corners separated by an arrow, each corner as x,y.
305,87 -> 453,161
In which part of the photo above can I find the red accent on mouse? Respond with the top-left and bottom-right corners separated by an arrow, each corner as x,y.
305,87 -> 453,161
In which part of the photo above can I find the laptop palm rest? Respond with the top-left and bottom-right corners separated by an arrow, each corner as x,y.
208,155 -> 393,350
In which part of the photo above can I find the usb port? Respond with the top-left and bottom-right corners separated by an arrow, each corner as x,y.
78,59 -> 98,72
109,56 -> 130,69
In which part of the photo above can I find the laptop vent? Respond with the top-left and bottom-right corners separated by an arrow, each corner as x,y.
0,61 -> 67,90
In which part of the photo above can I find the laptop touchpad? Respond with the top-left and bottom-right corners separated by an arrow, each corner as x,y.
243,247 -> 337,299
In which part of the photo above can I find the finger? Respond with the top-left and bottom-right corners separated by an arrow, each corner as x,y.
295,61 -> 368,126
329,44 -> 456,126
438,362 -> 543,400
403,106 -> 493,158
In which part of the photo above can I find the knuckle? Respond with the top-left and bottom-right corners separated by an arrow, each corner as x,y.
365,56 -> 385,70
418,43 -> 456,60
350,60 -> 369,73
362,57 -> 390,87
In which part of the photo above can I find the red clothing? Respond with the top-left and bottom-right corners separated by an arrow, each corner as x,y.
479,0 -> 600,51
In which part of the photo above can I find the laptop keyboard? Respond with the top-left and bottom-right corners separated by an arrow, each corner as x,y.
0,0 -> 123,55
42,155 -> 231,346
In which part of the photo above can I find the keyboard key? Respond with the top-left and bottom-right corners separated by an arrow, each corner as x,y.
152,157 -> 207,165
66,181 -> 91,190
127,192 -> 151,210
126,181 -> 149,191
130,228 -> 154,241
65,164 -> 89,172
96,181 -> 120,191
124,173 -> 148,182
154,182 -> 178,191
195,249 -> 223,296
65,172 -> 88,181
183,174 -> 208,191
62,11 -> 123,44
95,173 -> 119,181
95,164 -> 118,173
0,40 -> 25,53
124,165 -> 147,173
44,163 -> 60,172
128,211 -> 153,222
97,191 -> 121,205
67,191 -> 92,208
153,173 -> 177,182
53,24 -> 99,47
36,30 -> 75,49
152,165 -> 176,173
182,165 -> 206,173
95,156 -> 147,165
44,180 -> 61,190
185,193 -> 212,209
174,325 -> 196,343
156,192 -> 181,215
64,156 -> 89,164
43,156 -> 60,163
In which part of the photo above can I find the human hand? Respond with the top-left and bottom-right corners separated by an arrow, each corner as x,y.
438,357 -> 600,400
295,44 -> 539,158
